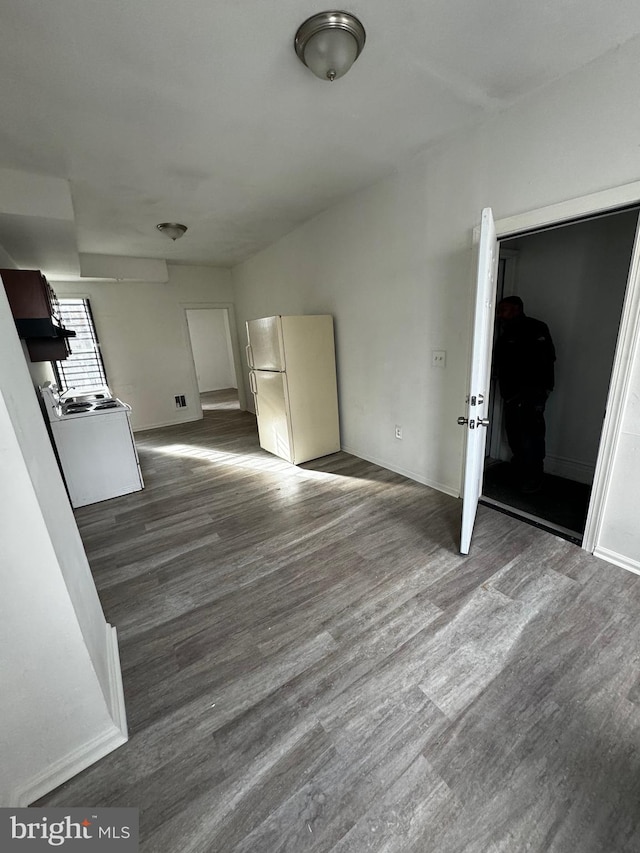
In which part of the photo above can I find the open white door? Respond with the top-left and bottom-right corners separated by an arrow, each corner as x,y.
459,208 -> 499,554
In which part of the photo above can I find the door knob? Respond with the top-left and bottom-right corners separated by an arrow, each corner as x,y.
476,417 -> 490,427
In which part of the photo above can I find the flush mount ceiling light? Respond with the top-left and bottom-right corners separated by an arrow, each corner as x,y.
156,222 -> 187,241
294,11 -> 365,82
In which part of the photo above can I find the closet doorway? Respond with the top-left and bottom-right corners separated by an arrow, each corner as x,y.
481,209 -> 638,543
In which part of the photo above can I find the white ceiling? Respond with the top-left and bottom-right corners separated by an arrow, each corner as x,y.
1,0 -> 640,278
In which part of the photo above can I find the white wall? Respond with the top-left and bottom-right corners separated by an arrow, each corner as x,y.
504,212 -> 637,482
231,34 -> 640,564
54,264 -> 238,429
0,278 -> 126,806
0,245 -> 16,267
186,308 -> 237,392
232,162 -> 470,495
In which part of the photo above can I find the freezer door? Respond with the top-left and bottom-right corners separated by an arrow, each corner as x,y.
253,369 -> 293,463
246,316 -> 285,371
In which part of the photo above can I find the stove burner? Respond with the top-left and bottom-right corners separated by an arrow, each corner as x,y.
94,401 -> 120,409
63,402 -> 93,413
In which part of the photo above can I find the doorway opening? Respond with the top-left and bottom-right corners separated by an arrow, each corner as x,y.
480,208 -> 638,543
185,308 -> 240,412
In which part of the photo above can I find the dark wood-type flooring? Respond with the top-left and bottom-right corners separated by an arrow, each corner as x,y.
37,390 -> 640,852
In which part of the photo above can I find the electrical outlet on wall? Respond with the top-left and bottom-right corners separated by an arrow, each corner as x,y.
431,350 -> 446,368
175,394 -> 187,408
395,424 -> 403,439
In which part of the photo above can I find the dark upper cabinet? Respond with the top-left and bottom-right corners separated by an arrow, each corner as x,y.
1,268 -> 75,361
2,269 -> 51,317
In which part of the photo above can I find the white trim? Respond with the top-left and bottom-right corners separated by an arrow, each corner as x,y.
15,725 -> 127,807
180,301 -> 247,411
104,623 -> 128,737
14,623 -> 128,806
494,182 -> 640,238
583,217 -> 640,551
488,251 -> 518,460
492,185 -> 640,558
499,248 -> 519,295
341,444 -> 460,498
593,545 -> 640,577
133,412 -> 203,432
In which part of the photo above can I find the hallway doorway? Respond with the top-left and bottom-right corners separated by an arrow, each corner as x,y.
200,388 -> 240,411
185,308 -> 238,412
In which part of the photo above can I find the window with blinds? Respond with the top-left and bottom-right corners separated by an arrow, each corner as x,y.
54,298 -> 109,392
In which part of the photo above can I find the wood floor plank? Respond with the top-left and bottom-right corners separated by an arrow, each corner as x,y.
34,390 -> 640,852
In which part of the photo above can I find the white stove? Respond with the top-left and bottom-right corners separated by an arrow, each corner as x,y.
40,383 -> 144,507
41,385 -> 129,418
62,398 -> 127,416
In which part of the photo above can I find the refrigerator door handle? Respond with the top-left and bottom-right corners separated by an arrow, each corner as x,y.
249,371 -> 259,416
246,344 -> 254,369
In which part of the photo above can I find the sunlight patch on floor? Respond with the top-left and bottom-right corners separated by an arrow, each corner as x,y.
151,443 -> 358,482
150,442 -> 422,494
201,401 -> 240,411
154,443 -> 276,471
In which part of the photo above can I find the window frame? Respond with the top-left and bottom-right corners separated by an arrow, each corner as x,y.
53,297 -> 109,393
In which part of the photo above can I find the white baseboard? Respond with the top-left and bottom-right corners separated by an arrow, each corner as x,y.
593,545 -> 640,577
340,445 -> 460,498
15,623 -> 128,807
133,411 -> 203,432
544,453 -> 595,484
16,724 -> 127,807
104,623 -> 128,737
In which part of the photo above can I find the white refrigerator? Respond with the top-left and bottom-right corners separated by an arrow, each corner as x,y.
246,314 -> 340,464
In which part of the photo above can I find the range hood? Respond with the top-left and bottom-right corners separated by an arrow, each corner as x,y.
15,317 -> 76,340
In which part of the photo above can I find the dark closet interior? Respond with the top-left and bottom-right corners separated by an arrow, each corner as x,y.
481,208 -> 639,542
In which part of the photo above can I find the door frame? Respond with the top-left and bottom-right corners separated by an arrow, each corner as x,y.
487,249 -> 518,462
492,181 -> 640,554
180,302 -> 248,411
